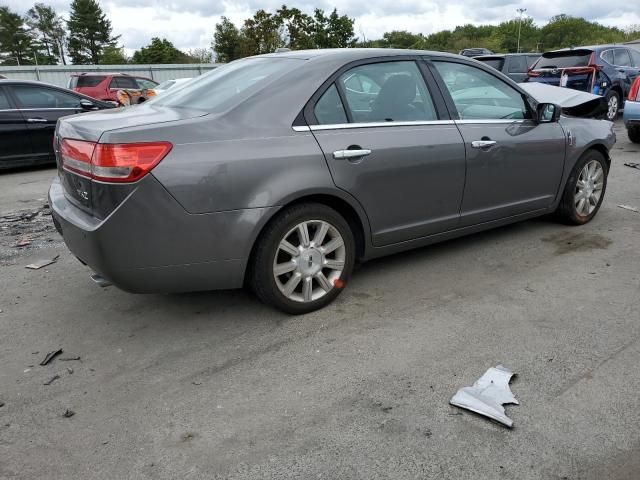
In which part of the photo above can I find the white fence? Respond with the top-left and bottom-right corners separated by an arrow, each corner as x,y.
0,64 -> 221,88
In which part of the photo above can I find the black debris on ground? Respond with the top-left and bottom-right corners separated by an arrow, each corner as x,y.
40,349 -> 63,366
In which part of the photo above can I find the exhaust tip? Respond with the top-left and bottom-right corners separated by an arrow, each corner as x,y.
90,273 -> 113,288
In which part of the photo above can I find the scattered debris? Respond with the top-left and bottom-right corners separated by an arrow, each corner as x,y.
40,349 -> 63,366
25,254 -> 60,270
66,367 -> 74,375
450,365 -> 519,428
624,162 -> 640,170
192,381 -> 202,386
617,204 -> 640,214
59,356 -> 81,361
62,409 -> 75,418
0,401 -> 4,408
43,374 -> 60,386
14,236 -> 32,247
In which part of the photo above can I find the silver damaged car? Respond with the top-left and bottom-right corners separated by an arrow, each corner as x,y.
50,49 -> 616,313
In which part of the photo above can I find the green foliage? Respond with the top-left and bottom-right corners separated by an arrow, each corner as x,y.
131,37 -> 195,64
213,16 -> 242,63
25,4 -> 67,64
100,45 -> 128,64
67,0 -> 119,64
0,6 -> 36,65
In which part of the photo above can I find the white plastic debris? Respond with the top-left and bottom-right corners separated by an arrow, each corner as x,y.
450,365 -> 519,427
617,204 -> 639,214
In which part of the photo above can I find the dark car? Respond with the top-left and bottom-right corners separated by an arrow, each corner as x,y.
475,53 -> 540,82
50,49 -> 615,314
528,45 -> 640,120
69,73 -> 158,103
459,48 -> 494,58
0,80 -> 114,170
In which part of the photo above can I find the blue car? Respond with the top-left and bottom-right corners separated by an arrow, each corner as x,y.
528,45 -> 640,121
624,75 -> 640,143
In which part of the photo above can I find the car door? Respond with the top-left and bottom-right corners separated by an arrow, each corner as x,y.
429,59 -> 566,226
625,48 -> 640,84
611,48 -> 638,95
0,85 -> 33,167
10,84 -> 84,161
306,58 -> 466,246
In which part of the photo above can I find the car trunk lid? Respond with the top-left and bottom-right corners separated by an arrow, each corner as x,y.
528,49 -> 610,94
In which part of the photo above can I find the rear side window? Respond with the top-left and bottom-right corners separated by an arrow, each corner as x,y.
76,76 -> 105,87
526,56 -> 540,68
536,51 -> 592,69
508,56 -> 528,73
630,49 -> 640,67
109,77 -> 139,89
314,84 -> 347,124
477,58 -> 505,71
0,88 -> 11,109
12,86 -> 81,109
336,61 -> 438,122
613,49 -> 632,67
601,50 -> 614,65
152,58 -> 301,112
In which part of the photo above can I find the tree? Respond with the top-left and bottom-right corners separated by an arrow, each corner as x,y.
100,45 -> 128,64
213,16 -> 241,63
131,37 -> 191,64
188,47 -> 213,63
239,9 -> 283,56
25,4 -> 67,64
310,8 -> 356,48
0,6 -> 35,65
277,6 -> 314,50
67,0 -> 119,64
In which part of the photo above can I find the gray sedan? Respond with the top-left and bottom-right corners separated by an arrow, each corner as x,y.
49,49 -> 615,314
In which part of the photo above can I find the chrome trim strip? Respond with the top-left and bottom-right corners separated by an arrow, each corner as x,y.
292,125 -> 311,132
306,120 -> 455,131
455,119 -> 527,125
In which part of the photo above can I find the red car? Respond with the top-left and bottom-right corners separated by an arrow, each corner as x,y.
68,73 -> 158,102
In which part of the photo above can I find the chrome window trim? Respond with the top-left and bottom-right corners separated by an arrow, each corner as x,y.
455,119 -> 527,124
18,107 -> 79,111
294,120 -> 456,132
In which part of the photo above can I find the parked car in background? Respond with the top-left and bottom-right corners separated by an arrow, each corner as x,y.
459,48 -> 493,58
68,73 -> 158,103
153,78 -> 192,95
50,49 -> 615,314
528,45 -> 640,121
475,53 -> 540,82
0,80 -> 113,170
624,75 -> 640,143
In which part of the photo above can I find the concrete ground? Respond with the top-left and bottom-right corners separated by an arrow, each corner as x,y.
1,121 -> 639,480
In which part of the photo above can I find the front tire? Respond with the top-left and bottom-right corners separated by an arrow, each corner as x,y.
628,125 -> 640,144
605,91 -> 620,121
556,150 -> 608,225
250,203 -> 355,314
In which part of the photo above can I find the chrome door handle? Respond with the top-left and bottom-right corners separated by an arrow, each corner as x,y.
26,118 -> 47,123
471,140 -> 497,149
333,149 -> 371,159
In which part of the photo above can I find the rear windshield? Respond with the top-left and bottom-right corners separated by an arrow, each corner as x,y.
152,57 -> 302,112
76,76 -> 105,87
477,58 -> 504,70
535,50 -> 593,69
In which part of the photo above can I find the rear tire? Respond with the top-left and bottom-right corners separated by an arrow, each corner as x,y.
605,91 -> 620,121
629,125 -> 640,144
250,203 -> 355,314
555,150 -> 608,225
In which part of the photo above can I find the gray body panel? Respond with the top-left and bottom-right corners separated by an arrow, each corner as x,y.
49,48 -> 616,294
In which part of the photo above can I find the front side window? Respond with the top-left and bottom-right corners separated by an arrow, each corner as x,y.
76,76 -> 105,87
336,61 -> 437,123
630,49 -> 640,67
12,86 -> 81,109
0,88 -> 11,109
434,61 -> 529,120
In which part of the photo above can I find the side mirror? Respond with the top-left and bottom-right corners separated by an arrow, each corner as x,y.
80,99 -> 97,111
537,103 -> 561,123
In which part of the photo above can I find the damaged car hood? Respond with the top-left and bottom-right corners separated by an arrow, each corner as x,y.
520,82 -> 607,118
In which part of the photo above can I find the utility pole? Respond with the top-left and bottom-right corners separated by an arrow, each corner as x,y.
517,8 -> 527,53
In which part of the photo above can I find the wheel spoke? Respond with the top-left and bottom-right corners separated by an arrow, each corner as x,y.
575,190 -> 585,202
313,222 -> 329,246
576,198 -> 586,214
298,222 -> 310,248
582,197 -> 592,215
302,277 -> 313,301
322,237 -> 344,254
592,167 -> 603,182
324,258 -> 344,270
282,273 -> 302,296
279,240 -> 299,257
315,272 -> 333,292
576,179 -> 586,188
274,260 -> 296,276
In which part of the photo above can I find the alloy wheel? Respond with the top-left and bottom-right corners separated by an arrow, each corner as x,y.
607,95 -> 618,120
273,220 -> 346,303
574,160 -> 604,216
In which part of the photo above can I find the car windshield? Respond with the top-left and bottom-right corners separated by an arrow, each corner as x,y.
535,50 -> 593,69
156,80 -> 175,90
152,58 -> 303,112
477,58 -> 504,70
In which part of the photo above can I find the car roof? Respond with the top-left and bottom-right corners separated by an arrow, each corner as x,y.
475,53 -> 539,59
0,79 -> 63,87
69,72 -> 131,77
255,48 -> 467,62
547,44 -> 628,54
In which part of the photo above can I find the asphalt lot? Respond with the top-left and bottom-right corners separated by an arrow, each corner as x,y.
1,120 -> 639,480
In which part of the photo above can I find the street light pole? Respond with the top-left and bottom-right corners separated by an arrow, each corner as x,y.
517,8 -> 527,53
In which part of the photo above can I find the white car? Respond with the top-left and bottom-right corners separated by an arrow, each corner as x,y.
153,78 -> 192,95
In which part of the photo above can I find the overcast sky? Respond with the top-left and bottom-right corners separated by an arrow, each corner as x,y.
6,0 -> 640,53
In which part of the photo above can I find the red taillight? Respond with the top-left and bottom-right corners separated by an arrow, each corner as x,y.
59,139 -> 172,183
629,77 -> 640,102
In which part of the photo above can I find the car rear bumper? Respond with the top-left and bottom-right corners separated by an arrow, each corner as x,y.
623,100 -> 640,126
49,174 -> 277,293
